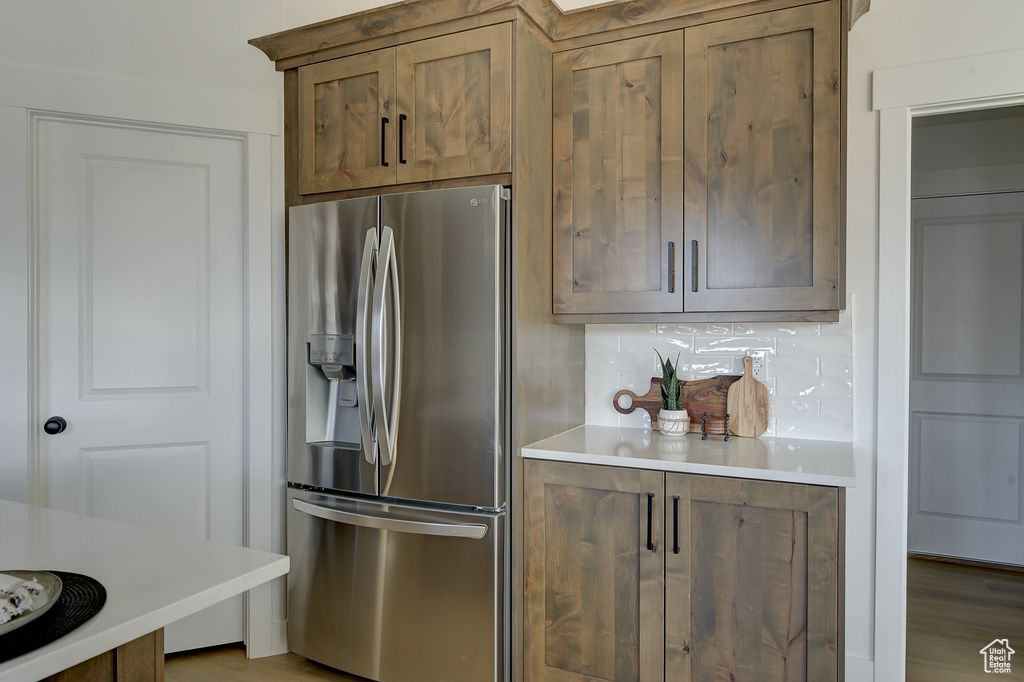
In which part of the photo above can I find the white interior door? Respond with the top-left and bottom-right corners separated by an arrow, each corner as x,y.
35,116 -> 247,650
908,191 -> 1024,566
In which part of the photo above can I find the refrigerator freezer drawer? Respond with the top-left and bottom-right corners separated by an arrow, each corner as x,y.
287,488 -> 506,682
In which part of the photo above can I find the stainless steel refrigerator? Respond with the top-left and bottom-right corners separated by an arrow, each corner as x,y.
286,185 -> 509,682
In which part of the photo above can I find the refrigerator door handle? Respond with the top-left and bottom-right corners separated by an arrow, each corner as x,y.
371,225 -> 402,467
292,498 -> 487,539
356,228 -> 378,466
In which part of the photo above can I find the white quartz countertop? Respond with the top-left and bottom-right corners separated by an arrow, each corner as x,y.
0,500 -> 289,681
522,425 -> 856,488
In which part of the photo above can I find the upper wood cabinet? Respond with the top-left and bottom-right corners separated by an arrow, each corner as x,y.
298,49 -> 397,192
684,1 -> 841,312
552,32 -> 684,315
552,0 -> 843,319
297,24 -> 512,194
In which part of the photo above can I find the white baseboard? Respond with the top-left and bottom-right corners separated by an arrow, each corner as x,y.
248,620 -> 288,659
846,653 -> 875,682
269,621 -> 289,657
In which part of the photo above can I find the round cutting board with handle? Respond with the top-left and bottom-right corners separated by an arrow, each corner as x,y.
726,356 -> 769,437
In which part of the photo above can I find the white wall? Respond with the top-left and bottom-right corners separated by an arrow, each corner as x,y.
0,0 -> 284,96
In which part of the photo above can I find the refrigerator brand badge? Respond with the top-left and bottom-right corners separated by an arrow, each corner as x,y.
470,198 -> 488,206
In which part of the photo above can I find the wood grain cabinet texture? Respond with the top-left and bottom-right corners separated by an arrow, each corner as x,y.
553,0 -> 843,319
524,459 -> 844,682
40,630 -> 165,682
684,1 -> 841,313
552,32 -> 684,315
297,23 -> 512,194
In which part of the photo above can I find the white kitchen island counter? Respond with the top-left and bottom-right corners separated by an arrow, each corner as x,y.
522,424 -> 856,488
0,499 -> 288,682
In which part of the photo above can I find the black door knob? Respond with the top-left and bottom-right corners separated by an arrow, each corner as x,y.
44,416 -> 67,435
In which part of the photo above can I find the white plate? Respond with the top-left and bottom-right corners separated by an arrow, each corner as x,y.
0,571 -> 63,636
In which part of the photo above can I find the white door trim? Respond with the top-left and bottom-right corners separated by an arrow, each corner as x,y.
0,64 -> 284,657
873,47 -> 1024,682
0,105 -> 31,503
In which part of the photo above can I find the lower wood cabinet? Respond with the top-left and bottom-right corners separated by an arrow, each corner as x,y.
40,630 -> 164,682
523,459 -> 843,682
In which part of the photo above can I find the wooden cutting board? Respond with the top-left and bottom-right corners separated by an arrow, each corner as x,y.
726,356 -> 769,437
613,374 -> 740,434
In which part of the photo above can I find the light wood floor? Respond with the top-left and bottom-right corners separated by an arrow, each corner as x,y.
165,644 -> 367,681
907,556 -> 1024,681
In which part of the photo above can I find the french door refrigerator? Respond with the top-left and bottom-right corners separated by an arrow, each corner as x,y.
286,184 -> 509,682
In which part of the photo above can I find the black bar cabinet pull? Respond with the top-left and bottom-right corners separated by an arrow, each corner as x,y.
646,492 -> 655,551
672,495 -> 680,554
668,241 -> 676,293
398,114 -> 408,164
691,240 -> 699,293
381,117 -> 390,167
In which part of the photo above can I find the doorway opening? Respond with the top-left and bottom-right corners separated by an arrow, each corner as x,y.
906,105 -> 1024,681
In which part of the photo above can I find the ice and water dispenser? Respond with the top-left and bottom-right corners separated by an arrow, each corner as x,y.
307,333 -> 359,441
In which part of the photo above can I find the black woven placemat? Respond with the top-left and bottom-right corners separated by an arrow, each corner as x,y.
0,571 -> 106,664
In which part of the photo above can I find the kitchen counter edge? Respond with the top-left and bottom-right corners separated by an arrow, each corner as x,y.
521,424 -> 856,488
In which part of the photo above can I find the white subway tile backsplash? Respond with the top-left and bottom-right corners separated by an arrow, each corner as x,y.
820,398 -> 854,421
585,368 -> 623,392
654,326 -> 697,353
617,324 -> 658,352
772,397 -> 818,419
766,355 -> 818,379
614,371 -> 660,394
693,335 -> 776,356
585,329 -> 620,355
585,310 -> 854,442
740,322 -> 821,337
586,401 -> 618,426
656,323 -> 703,335
820,356 -> 853,382
682,356 -> 740,377
585,349 -> 624,372
776,375 -> 853,400
777,334 -> 851,357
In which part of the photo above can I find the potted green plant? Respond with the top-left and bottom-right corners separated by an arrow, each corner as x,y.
655,349 -> 689,436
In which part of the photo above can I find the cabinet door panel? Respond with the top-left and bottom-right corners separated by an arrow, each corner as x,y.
396,24 -> 512,184
666,474 -> 840,682
297,49 -> 397,193
524,460 -> 664,682
684,1 -> 840,311
553,33 -> 684,314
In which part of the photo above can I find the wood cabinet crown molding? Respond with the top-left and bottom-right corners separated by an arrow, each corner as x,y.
848,0 -> 869,29
250,0 -> 868,67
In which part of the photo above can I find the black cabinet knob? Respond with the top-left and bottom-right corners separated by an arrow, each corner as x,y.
44,416 -> 67,435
